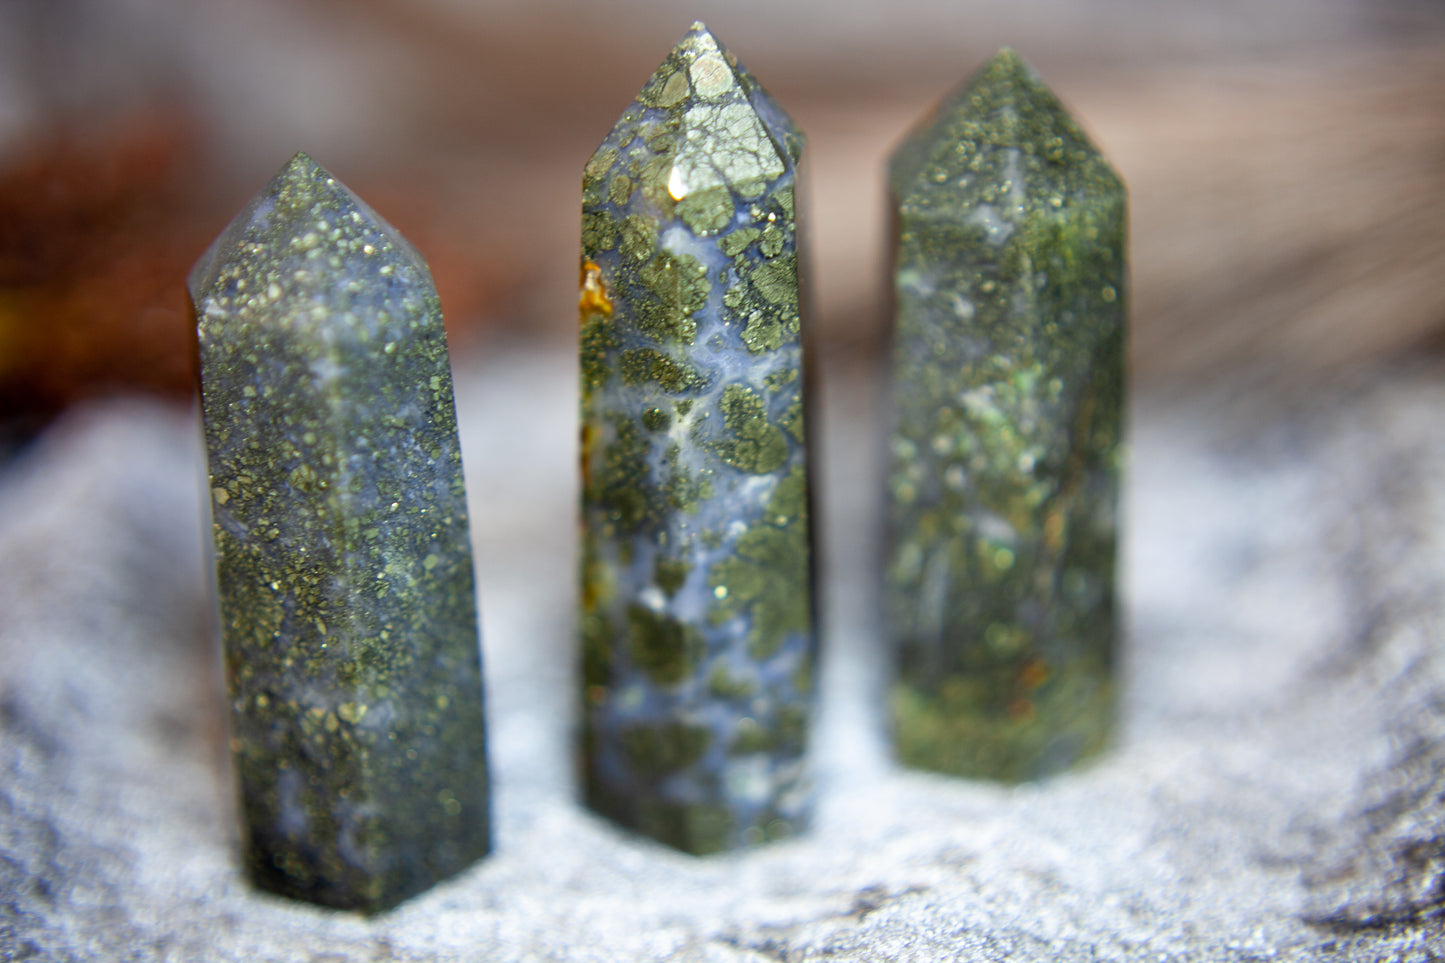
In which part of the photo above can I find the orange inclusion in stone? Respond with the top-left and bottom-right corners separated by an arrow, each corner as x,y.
579,260 -> 613,320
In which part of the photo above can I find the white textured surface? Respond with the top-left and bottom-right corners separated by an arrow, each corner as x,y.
0,347 -> 1440,960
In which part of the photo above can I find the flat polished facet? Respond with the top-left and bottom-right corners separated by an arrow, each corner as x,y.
886,50 -> 1127,781
192,152 -> 489,911
579,22 -> 816,855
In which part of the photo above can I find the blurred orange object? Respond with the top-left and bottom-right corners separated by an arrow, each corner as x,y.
0,108 -> 205,432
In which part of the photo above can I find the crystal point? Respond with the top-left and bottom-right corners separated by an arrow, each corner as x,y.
192,152 -> 490,912
886,51 -> 1126,781
579,26 -> 817,855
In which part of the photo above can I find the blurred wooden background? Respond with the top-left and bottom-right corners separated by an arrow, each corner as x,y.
0,0 -> 1442,446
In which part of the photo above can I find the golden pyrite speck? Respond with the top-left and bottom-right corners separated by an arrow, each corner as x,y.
887,50 -> 1126,781
578,23 -> 817,854
191,153 -> 489,912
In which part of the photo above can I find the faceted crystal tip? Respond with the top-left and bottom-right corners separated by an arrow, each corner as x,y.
889,47 -> 1121,211
600,20 -> 802,210
186,148 -> 427,310
274,148 -> 321,182
189,151 -> 432,342
982,46 -> 1031,82
684,20 -> 714,46
188,151 -> 323,299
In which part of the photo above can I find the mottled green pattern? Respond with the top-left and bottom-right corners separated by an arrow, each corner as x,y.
579,23 -> 817,855
191,153 -> 489,911
887,50 -> 1126,781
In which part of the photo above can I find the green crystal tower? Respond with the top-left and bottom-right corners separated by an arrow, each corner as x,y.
578,22 -> 816,854
886,50 -> 1126,781
191,153 -> 489,911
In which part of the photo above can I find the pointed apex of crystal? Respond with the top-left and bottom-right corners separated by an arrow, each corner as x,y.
679,20 -> 721,54
654,21 -> 748,106
280,148 -> 321,177
588,21 -> 802,217
667,21 -> 765,102
890,47 -> 1121,213
981,46 -> 1031,81
189,152 -> 429,318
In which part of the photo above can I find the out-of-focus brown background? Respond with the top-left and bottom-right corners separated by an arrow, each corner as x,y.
1,0 -> 1443,450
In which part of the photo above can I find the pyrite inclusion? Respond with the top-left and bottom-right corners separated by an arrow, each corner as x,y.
191,152 -> 489,911
579,22 -> 816,854
886,50 -> 1126,781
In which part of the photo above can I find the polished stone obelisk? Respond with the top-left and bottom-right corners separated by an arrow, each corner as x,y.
578,23 -> 817,854
192,152 -> 489,911
887,50 -> 1126,781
